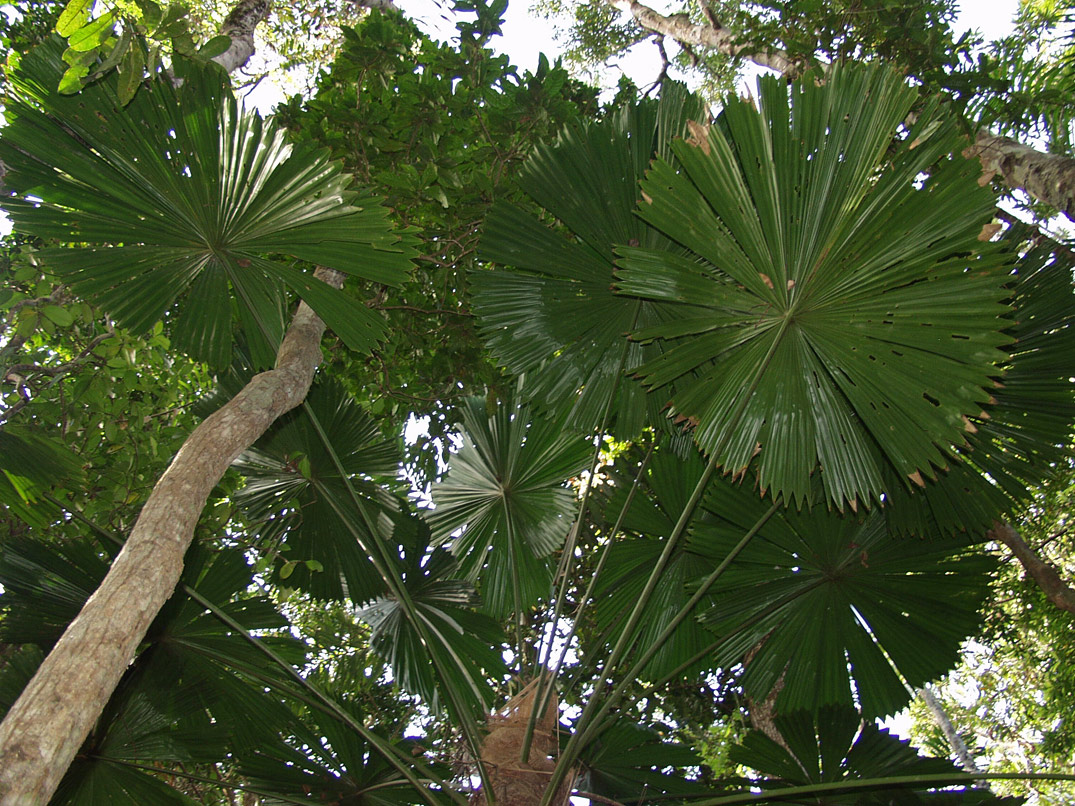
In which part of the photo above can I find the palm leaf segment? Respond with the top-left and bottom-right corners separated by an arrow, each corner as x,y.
692,480 -> 995,719
731,706 -> 1020,804
427,396 -> 591,618
473,83 -> 706,437
884,222 -> 1075,537
359,511 -> 509,720
0,43 -> 415,368
617,62 -> 1014,508
233,379 -> 402,602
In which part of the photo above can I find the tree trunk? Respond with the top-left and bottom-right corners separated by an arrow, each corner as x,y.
603,0 -> 1075,220
213,0 -> 272,74
918,686 -> 979,775
989,521 -> 1075,615
0,269 -> 344,806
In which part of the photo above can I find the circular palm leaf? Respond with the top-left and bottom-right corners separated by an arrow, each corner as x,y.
616,62 -> 1015,508
731,706 -> 1016,804
427,396 -> 591,618
691,480 -> 996,719
473,82 -> 706,436
0,44 -> 415,369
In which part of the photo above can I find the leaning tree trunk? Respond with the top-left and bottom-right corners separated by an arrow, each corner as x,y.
0,270 -> 342,805
605,0 -> 1075,221
989,521 -> 1075,615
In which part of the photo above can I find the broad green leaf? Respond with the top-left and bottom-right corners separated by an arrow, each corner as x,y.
473,82 -> 706,437
197,34 -> 232,60
691,481 -> 996,718
56,0 -> 94,36
66,10 -> 116,52
427,396 -> 591,619
40,305 -> 74,326
132,0 -> 163,29
0,43 -> 415,368
58,62 -> 90,94
115,38 -> 145,105
618,62 -> 1014,509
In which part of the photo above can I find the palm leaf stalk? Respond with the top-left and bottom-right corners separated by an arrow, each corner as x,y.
690,774 -> 1075,805
300,402 -> 494,795
539,443 -> 657,702
517,440 -> 656,768
544,259 -> 812,802
541,448 -> 723,804
519,335 -> 636,765
44,494 -> 455,803
569,498 -> 782,756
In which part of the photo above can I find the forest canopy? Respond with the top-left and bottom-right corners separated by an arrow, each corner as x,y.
1,0 -> 1075,804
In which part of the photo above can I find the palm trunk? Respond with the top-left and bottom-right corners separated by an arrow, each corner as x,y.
0,270 -> 343,805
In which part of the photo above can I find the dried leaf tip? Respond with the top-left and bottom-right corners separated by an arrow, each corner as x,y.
978,222 -> 1002,242
908,470 -> 926,488
962,415 -> 978,434
686,119 -> 711,155
759,273 -> 774,290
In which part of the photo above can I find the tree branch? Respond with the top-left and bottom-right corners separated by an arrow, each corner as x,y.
213,0 -> 272,74
965,133 -> 1075,221
990,521 -> 1075,616
0,269 -> 344,806
606,0 -> 801,75
604,0 -> 1075,220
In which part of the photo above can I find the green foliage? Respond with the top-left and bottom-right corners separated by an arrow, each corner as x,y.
967,0 -> 1075,156
910,471 -> 1075,805
3,6 -> 1074,805
1,40 -> 416,369
276,10 -> 601,483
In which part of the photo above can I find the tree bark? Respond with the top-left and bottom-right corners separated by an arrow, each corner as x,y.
989,521 -> 1075,616
918,686 -> 979,775
965,133 -> 1075,222
213,0 -> 272,74
0,269 -> 344,806
603,0 -> 1075,220
608,0 -> 800,75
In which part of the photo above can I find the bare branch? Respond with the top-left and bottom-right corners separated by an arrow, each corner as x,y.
604,0 -> 1075,220
606,0 -> 800,75
966,133 -> 1075,222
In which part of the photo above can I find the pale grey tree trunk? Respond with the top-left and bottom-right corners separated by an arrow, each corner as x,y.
0,270 -> 343,806
919,686 -> 979,774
